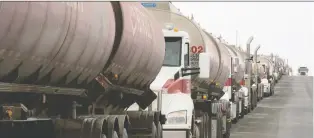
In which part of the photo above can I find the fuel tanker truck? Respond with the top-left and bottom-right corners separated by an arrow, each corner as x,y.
134,2 -> 255,138
0,2 -> 173,138
272,55 -> 286,82
253,54 -> 288,98
254,55 -> 276,97
223,44 -> 248,119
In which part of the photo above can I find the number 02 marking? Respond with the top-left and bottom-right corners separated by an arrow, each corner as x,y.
191,46 -> 204,53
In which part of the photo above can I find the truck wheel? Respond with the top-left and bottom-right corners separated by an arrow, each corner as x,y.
232,117 -> 238,124
122,128 -> 128,138
103,129 -> 119,138
156,122 -> 162,138
113,131 -> 119,138
104,131 -> 118,138
223,131 -> 230,138
198,114 -> 208,138
151,122 -> 157,138
193,124 -> 200,138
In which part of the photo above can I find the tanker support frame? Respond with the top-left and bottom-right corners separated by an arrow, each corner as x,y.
0,80 -> 166,138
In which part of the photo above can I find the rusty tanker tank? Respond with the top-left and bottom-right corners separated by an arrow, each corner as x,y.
0,2 -> 165,94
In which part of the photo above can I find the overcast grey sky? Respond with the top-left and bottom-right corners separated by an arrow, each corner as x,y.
172,2 -> 314,75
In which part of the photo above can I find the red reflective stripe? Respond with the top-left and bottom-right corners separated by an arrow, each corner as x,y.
163,79 -> 191,94
240,79 -> 245,86
224,78 -> 232,86
162,79 -> 175,88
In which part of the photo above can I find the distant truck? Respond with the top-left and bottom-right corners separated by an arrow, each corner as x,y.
298,67 -> 309,76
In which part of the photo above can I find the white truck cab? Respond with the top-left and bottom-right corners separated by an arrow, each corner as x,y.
128,23 -> 195,138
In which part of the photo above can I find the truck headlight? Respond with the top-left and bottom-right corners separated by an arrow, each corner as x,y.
166,110 -> 187,124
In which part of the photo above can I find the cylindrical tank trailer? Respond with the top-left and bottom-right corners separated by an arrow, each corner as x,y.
146,8 -> 232,89
255,55 -> 275,78
0,2 -> 167,137
0,2 -> 165,95
224,45 -> 247,84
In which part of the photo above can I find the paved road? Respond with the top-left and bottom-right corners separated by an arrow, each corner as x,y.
230,76 -> 313,138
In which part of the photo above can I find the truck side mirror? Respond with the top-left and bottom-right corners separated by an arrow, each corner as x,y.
184,43 -> 190,67
198,53 -> 210,79
184,54 -> 189,67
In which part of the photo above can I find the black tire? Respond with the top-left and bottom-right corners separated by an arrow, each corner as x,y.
223,131 -> 230,138
156,122 -> 162,138
224,116 -> 231,138
236,102 -> 240,120
105,129 -> 119,138
122,128 -> 128,138
271,87 -> 275,96
151,122 -> 157,138
240,100 -> 245,118
232,117 -> 238,124
204,114 -> 210,138
193,124 -> 200,138
198,114 -> 208,138
113,131 -> 119,138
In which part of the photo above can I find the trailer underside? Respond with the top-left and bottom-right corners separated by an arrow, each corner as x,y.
0,81 -> 165,138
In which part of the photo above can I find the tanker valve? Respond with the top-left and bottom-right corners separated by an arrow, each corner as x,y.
1,104 -> 28,120
5,108 -> 13,120
72,101 -> 82,119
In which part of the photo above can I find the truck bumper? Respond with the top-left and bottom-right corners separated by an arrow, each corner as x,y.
162,124 -> 191,138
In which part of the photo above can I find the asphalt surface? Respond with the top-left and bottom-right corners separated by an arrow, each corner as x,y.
230,76 -> 313,138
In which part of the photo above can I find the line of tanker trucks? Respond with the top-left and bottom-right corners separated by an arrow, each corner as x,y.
0,1 -> 292,138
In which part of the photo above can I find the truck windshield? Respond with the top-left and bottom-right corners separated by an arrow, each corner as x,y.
163,37 -> 182,67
